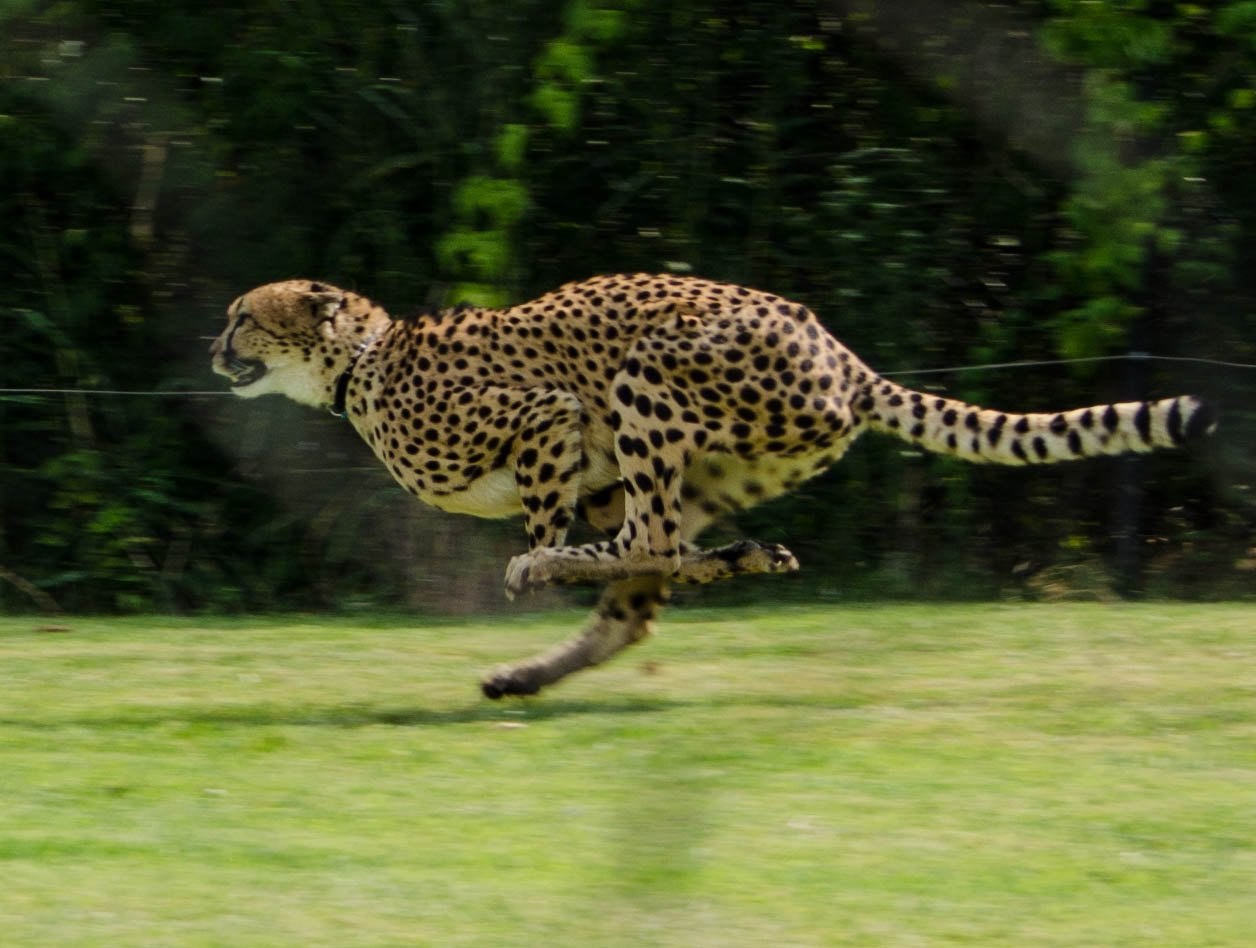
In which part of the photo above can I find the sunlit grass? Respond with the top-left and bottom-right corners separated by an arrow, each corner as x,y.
1,604 -> 1253,946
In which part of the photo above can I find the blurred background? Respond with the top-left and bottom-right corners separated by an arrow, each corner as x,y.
2,0 -> 1253,614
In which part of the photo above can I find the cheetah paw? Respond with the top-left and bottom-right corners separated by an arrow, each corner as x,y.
740,540 -> 800,574
481,666 -> 541,699
503,553 -> 540,600
716,539 -> 799,574
675,539 -> 800,584
504,549 -> 570,599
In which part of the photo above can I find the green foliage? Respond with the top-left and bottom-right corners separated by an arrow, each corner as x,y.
436,194 -> 524,304
0,0 -> 1251,611
1042,2 -> 1178,68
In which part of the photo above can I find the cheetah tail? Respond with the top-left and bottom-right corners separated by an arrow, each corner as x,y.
857,378 -> 1217,465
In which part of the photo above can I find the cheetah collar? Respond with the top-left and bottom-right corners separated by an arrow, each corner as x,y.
330,331 -> 384,418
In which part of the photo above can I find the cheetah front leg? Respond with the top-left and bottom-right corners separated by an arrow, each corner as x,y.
574,481 -> 799,581
506,476 -> 799,599
503,364 -> 691,596
503,342 -> 804,595
508,390 -> 587,551
505,534 -> 799,594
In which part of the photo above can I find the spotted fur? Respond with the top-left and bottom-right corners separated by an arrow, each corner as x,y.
211,273 -> 1216,696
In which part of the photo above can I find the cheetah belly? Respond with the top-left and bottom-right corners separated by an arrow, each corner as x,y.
422,467 -> 521,519
684,444 -> 854,514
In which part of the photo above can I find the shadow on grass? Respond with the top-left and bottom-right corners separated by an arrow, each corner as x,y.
0,695 -> 692,731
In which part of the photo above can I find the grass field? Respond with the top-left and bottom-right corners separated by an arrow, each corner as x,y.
0,603 -> 1253,947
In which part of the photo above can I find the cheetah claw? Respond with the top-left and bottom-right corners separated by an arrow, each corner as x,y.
760,541 -> 800,572
504,551 -> 560,599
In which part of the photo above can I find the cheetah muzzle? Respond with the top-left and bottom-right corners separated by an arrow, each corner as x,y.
225,357 -> 267,388
211,273 -> 1216,697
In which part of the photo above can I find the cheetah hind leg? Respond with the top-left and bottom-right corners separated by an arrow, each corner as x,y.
485,491 -> 797,695
674,538 -> 799,585
485,542 -> 796,696
481,575 -> 669,698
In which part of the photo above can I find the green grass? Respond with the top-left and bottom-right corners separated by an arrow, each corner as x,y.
0,604 -> 1253,947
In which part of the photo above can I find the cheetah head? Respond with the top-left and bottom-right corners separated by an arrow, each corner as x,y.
210,280 -> 350,407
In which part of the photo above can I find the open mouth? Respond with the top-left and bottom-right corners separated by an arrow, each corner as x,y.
227,358 -> 268,387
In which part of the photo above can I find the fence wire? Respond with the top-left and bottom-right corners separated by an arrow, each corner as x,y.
3,353 -> 1255,400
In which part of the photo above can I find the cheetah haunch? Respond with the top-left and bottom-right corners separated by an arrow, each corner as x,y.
210,273 -> 1216,697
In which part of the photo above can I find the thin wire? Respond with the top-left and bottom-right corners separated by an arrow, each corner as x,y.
0,388 -> 231,397
881,353 -> 1256,377
0,353 -> 1254,399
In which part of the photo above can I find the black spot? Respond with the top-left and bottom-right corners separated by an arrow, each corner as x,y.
942,409 -> 958,426
964,411 -> 979,431
1167,399 -> 1184,444
1133,402 -> 1152,443
1011,440 -> 1027,462
1080,409 -> 1094,429
1014,417 -> 1030,435
1032,436 -> 1049,460
1068,429 -> 1083,455
1049,414 -> 1068,435
615,384 -> 633,407
1102,405 -> 1120,432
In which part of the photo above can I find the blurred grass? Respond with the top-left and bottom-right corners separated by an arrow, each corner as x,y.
0,604 -> 1253,946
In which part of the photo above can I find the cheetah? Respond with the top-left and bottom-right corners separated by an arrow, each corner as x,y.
210,273 -> 1216,697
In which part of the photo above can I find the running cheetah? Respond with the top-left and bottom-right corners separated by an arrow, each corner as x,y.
210,273 -> 1216,697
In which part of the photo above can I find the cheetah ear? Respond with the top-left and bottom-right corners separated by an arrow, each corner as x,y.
303,288 -> 345,323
